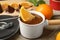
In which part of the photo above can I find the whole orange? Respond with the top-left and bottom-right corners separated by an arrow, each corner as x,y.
56,32 -> 60,40
36,4 -> 53,19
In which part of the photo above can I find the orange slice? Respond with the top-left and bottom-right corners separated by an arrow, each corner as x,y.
2,3 -> 8,10
56,32 -> 60,40
20,2 -> 33,8
20,6 -> 35,22
11,3 -> 19,9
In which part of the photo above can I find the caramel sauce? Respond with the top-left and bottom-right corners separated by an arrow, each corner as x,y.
19,4 -> 21,9
7,6 -> 15,13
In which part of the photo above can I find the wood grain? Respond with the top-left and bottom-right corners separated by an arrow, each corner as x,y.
48,19 -> 60,25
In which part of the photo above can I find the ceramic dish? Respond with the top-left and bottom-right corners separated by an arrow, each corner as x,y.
0,15 -> 19,39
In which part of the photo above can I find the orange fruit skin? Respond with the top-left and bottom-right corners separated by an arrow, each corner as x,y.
56,32 -> 60,40
36,4 -> 53,19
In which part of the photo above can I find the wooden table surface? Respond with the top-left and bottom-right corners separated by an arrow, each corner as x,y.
7,29 -> 60,40
7,16 -> 60,40
0,0 -> 60,40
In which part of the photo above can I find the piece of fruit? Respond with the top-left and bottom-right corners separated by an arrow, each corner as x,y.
20,2 -> 33,8
56,32 -> 60,40
20,6 -> 35,22
2,3 -> 8,10
36,4 -> 53,19
11,3 -> 19,9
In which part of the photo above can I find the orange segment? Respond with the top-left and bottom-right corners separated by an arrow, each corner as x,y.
56,32 -> 60,40
11,3 -> 19,9
2,3 -> 8,10
20,2 -> 33,8
20,6 -> 35,22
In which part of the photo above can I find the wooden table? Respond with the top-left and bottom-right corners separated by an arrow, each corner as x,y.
7,16 -> 60,40
7,29 -> 60,40
0,0 -> 60,40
